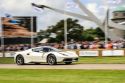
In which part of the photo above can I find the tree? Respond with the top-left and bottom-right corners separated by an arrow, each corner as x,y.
94,27 -> 105,40
37,30 -> 50,42
38,18 -> 84,43
82,27 -> 105,41
37,18 -> 105,43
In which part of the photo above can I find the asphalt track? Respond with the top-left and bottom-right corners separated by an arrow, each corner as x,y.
1,64 -> 125,70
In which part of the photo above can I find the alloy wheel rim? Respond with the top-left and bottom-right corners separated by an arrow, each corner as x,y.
48,56 -> 55,64
17,57 -> 23,64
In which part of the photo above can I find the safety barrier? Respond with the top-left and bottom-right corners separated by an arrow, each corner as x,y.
0,49 -> 125,57
0,52 -> 14,57
65,49 -> 125,57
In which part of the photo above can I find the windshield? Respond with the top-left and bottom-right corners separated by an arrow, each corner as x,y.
32,46 -> 62,52
50,47 -> 61,52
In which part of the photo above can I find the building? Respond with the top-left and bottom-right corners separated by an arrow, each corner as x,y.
111,6 -> 125,39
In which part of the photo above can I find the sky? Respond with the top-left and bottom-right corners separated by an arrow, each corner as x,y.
0,0 -> 124,31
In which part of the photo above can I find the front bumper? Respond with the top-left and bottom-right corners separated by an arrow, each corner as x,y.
63,58 -> 78,62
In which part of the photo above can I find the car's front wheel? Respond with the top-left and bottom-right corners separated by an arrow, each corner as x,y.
47,54 -> 57,65
16,55 -> 24,65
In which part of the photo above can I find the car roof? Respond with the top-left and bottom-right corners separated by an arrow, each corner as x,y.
32,46 -> 53,49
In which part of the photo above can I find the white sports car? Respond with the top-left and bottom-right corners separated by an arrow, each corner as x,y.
14,46 -> 79,65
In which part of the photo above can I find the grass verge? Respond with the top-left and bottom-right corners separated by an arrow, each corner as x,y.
0,57 -> 14,64
0,69 -> 125,83
77,56 -> 125,64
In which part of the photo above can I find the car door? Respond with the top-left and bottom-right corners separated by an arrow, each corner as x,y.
30,47 -> 44,62
41,47 -> 54,61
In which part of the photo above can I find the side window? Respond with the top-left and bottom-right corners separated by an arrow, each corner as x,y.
42,48 -> 52,52
32,48 -> 41,52
43,48 -> 49,52
32,47 -> 54,52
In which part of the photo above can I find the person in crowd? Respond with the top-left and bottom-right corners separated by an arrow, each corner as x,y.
105,41 -> 113,49
80,41 -> 89,49
89,41 -> 100,49
112,41 -> 119,49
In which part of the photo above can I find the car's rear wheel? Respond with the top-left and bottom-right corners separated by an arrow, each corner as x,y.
65,62 -> 72,65
16,55 -> 24,65
47,54 -> 57,65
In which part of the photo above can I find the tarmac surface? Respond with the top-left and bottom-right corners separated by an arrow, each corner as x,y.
1,64 -> 125,70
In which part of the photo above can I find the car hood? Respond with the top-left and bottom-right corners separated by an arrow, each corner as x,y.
58,51 -> 78,57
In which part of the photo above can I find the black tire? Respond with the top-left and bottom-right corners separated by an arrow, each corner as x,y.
65,62 -> 72,65
47,54 -> 57,65
16,55 -> 24,65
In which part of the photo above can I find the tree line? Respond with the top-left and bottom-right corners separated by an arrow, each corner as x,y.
37,18 -> 105,43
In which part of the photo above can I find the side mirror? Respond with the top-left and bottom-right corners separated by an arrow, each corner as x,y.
32,49 -> 34,51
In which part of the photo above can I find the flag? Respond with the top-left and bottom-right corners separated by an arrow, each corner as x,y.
32,6 -> 43,12
31,3 -> 44,13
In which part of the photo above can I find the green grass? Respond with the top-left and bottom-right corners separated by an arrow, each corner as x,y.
0,58 -> 14,64
77,56 -> 125,64
0,69 -> 125,83
1,57 -> 125,64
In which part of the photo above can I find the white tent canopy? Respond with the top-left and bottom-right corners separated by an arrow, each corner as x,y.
39,38 -> 48,43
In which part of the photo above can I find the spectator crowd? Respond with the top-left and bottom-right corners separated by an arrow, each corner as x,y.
0,40 -> 125,51
66,40 -> 125,49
